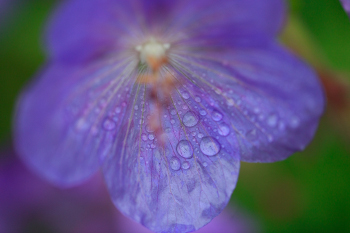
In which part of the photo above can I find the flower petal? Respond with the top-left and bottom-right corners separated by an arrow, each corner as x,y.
14,56 -> 139,186
46,0 -> 285,63
163,0 -> 286,44
46,0 -> 140,63
168,42 -> 325,162
102,78 -> 240,232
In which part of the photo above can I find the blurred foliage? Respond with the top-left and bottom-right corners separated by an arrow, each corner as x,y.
0,0 -> 56,143
0,0 -> 349,232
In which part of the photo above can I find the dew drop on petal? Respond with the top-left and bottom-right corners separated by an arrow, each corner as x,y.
246,129 -> 258,141
203,162 -> 208,167
148,134 -> 155,140
199,110 -> 207,116
170,109 -> 177,115
150,143 -> 156,149
134,105 -> 139,110
103,118 -> 116,131
146,124 -> 155,133
198,133 -> 204,139
170,157 -> 181,171
115,107 -> 121,114
211,110 -> 223,121
200,136 -> 221,156
226,99 -> 234,106
75,118 -> 89,132
217,122 -> 230,136
279,122 -> 286,131
267,135 -> 274,142
182,111 -> 199,127
170,119 -> 175,124
182,92 -> 190,99
176,140 -> 193,159
290,116 -> 300,128
267,113 -> 278,127
182,161 -> 190,170
141,133 -> 148,141
195,96 -> 201,102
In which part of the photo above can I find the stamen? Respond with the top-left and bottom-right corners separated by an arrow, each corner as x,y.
135,38 -> 170,71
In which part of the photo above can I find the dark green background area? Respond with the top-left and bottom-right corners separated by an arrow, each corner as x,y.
0,0 -> 349,232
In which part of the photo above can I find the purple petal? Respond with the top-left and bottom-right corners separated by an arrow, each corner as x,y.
45,0 -> 140,63
46,0 -> 285,63
102,78 -> 240,232
168,42 -> 324,162
14,55 -> 139,186
340,0 -> 350,16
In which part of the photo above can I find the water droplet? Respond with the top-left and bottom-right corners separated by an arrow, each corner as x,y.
200,136 -> 221,156
267,135 -> 274,142
103,118 -> 116,131
148,134 -> 155,140
197,133 -> 204,139
215,88 -> 222,95
279,122 -> 286,130
267,114 -> 278,127
170,119 -> 175,124
134,105 -> 139,110
146,124 -> 155,133
191,132 -> 196,136
199,110 -> 207,116
182,105 -> 188,110
75,118 -> 89,131
246,129 -> 258,141
182,92 -> 190,99
170,157 -> 181,171
141,133 -> 148,141
218,123 -> 230,136
150,143 -> 156,148
115,107 -> 121,114
203,162 -> 208,167
290,116 -> 300,128
176,140 -> 193,159
182,111 -> 199,127
182,161 -> 190,170
211,110 -> 223,121
226,99 -> 234,106
195,96 -> 201,102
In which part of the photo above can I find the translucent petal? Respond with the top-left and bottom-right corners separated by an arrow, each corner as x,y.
14,56 -> 138,186
102,76 -> 240,232
168,42 -> 325,162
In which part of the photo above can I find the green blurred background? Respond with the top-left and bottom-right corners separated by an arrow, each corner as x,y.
0,0 -> 349,232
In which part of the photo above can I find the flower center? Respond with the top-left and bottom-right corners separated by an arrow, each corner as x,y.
135,38 -> 170,71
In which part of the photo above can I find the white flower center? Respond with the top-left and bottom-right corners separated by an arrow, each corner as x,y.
135,38 -> 170,65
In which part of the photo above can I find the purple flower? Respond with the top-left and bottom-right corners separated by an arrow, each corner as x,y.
14,0 -> 324,232
340,0 -> 350,16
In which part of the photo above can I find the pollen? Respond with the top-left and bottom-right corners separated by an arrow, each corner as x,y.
135,38 -> 170,71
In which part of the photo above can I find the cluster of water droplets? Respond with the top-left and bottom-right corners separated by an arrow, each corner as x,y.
166,88 -> 235,171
